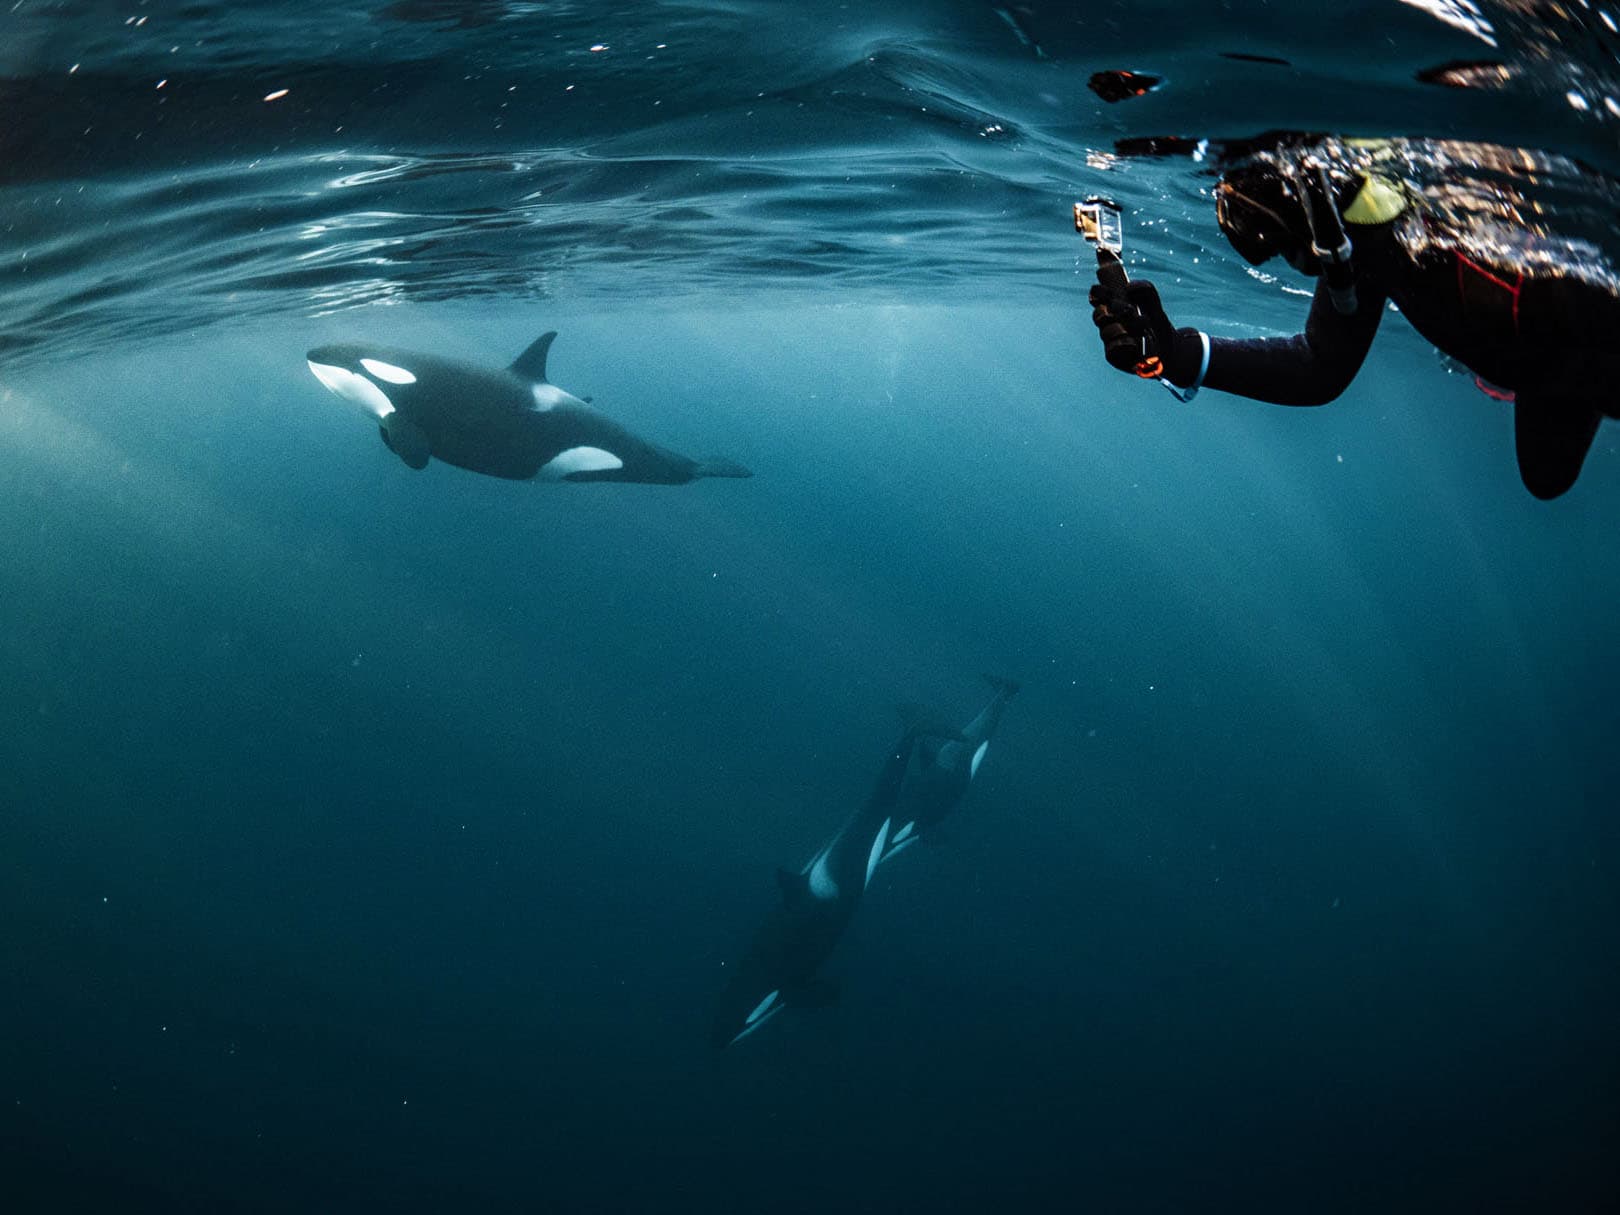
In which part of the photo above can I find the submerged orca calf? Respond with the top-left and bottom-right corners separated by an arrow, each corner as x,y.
877,674 -> 1020,866
712,726 -> 946,1048
305,331 -> 752,484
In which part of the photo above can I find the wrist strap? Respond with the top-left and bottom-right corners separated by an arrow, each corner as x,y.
1161,331 -> 1210,403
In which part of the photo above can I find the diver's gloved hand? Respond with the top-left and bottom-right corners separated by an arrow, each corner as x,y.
1088,277 -> 1205,387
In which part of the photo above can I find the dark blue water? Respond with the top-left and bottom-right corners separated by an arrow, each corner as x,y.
3,3 -> 1619,1212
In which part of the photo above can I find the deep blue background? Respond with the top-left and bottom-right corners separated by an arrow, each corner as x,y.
2,301 -> 1616,1211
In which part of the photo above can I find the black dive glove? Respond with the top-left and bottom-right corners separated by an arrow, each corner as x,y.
1088,273 -> 1204,388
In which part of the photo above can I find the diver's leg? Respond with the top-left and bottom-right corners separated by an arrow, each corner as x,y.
1513,393 -> 1602,500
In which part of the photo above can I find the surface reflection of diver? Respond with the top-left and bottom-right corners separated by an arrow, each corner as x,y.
877,675 -> 1020,866
1087,136 -> 1620,499
710,725 -> 951,1048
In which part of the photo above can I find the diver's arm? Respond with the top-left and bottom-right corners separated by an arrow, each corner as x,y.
1201,276 -> 1387,406
1092,272 -> 1388,405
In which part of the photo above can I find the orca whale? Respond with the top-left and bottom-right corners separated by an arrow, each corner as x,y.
305,331 -> 752,484
877,674 -> 1020,866
711,725 -> 948,1048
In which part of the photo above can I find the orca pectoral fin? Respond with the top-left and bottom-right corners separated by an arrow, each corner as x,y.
895,703 -> 936,767
509,330 -> 558,382
379,416 -> 430,470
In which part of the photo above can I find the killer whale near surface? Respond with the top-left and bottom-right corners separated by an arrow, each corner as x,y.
307,330 -> 752,484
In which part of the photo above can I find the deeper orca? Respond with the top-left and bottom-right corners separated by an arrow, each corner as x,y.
877,674 -> 1020,866
305,330 -> 752,484
711,725 -> 949,1048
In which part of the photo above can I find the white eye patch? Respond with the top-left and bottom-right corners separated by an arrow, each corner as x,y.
360,358 -> 417,384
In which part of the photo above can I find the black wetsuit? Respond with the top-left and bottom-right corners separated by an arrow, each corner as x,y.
1197,221 -> 1617,498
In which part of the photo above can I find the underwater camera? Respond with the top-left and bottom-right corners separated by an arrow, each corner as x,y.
1073,195 -> 1124,254
1073,195 -> 1164,379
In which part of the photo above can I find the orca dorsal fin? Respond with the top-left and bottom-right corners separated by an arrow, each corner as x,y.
509,331 -> 558,382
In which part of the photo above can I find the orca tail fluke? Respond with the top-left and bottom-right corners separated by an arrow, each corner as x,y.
693,455 -> 753,479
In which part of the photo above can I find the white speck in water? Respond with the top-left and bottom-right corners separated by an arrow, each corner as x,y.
1567,90 -> 1589,111
263,88 -> 290,102
1336,453 -> 1344,463
350,653 -> 362,668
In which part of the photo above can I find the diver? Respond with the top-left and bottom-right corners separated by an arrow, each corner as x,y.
1086,136 -> 1620,499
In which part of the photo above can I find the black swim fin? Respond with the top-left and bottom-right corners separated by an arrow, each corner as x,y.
1514,394 -> 1601,500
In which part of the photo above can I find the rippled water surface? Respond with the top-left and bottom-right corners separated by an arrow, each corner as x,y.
6,0 -> 1620,361
3,3 -> 1618,1212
